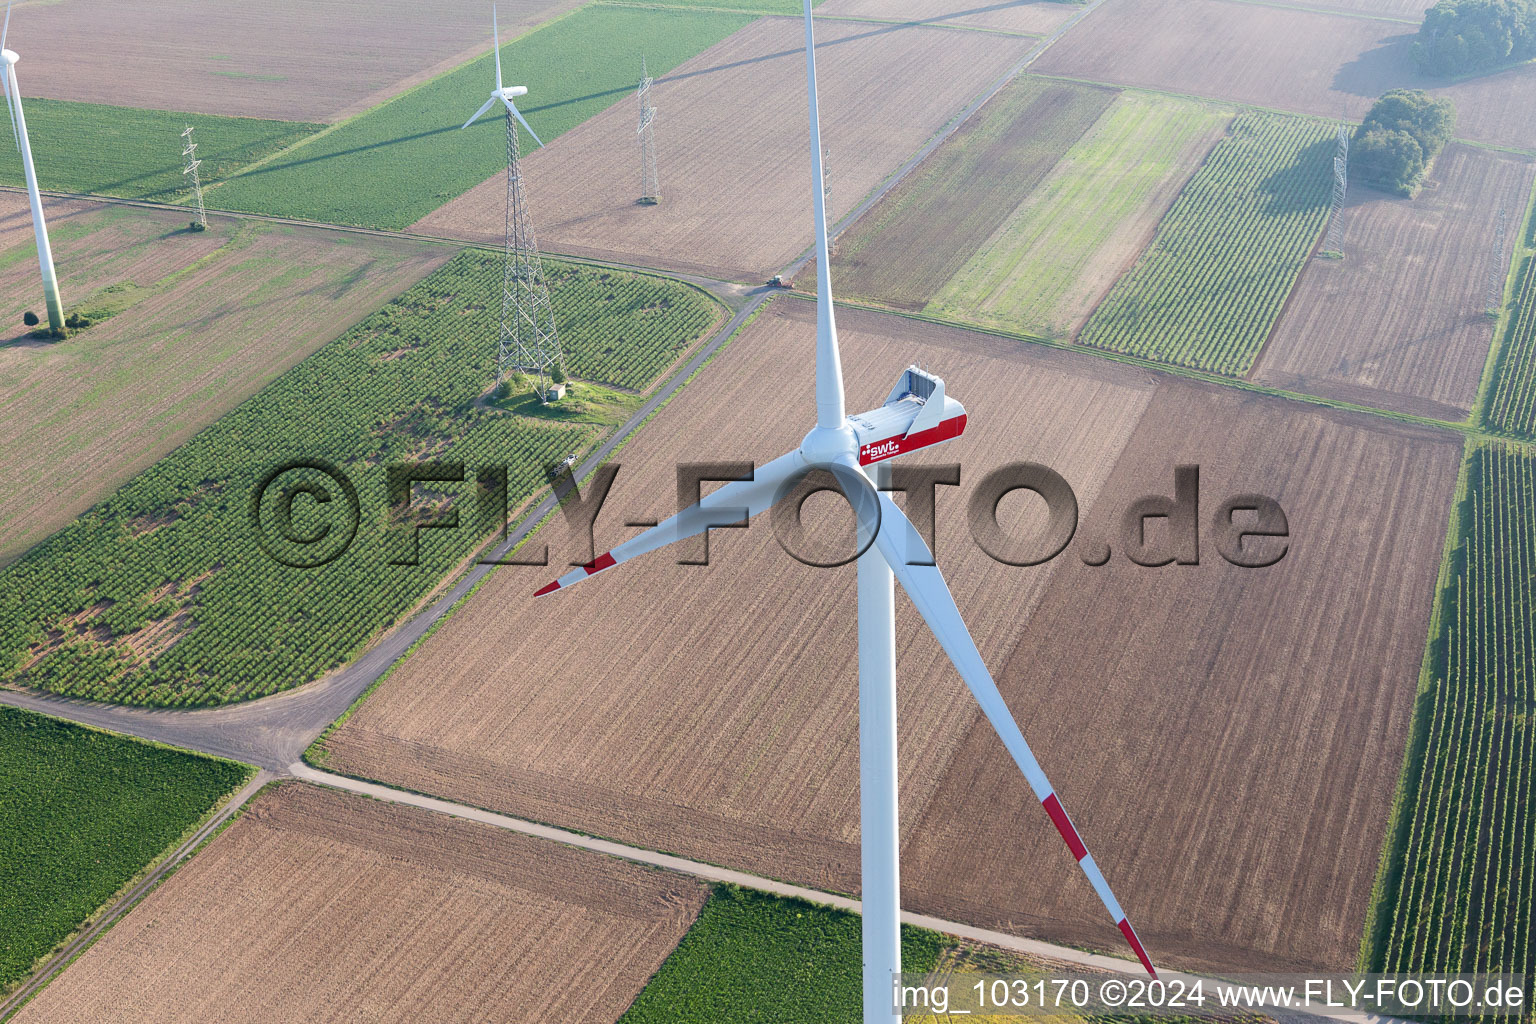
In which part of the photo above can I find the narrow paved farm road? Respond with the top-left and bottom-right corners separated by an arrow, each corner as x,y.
0,770 -> 274,1022
0,287 -> 768,771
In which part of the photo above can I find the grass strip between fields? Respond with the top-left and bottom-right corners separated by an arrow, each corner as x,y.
207,5 -> 754,229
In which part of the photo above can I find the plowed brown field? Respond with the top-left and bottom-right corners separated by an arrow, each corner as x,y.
816,0 -> 1077,35
412,18 -> 1033,281
902,379 -> 1460,973
6,0 -> 582,122
1034,0 -> 1536,151
1254,144 -> 1535,419
0,203 -> 449,565
324,298 -> 1460,972
12,783 -> 706,1024
325,297 -> 1158,892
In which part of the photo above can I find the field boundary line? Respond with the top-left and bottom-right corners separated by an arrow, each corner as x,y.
288,764 -> 1410,1024
1220,0 -> 1421,25
1469,176 -> 1536,430
1357,437 -> 1476,972
0,769 -> 274,1022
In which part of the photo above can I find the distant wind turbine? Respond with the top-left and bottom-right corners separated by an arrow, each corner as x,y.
1,0 -> 63,334
535,2 -> 1157,1019
461,4 -> 542,144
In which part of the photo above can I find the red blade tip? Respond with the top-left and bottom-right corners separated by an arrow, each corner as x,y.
1117,919 -> 1157,979
534,581 -> 560,597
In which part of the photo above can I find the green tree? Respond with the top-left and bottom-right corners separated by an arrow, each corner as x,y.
1413,0 -> 1536,75
1352,90 -> 1455,192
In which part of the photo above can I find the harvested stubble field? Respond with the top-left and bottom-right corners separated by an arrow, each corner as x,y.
1033,0 -> 1536,152
930,90 -> 1231,339
414,17 -> 1034,281
11,783 -> 708,1024
323,296 -> 1159,896
815,0 -> 1079,35
3,0 -> 583,123
0,204 -> 449,567
901,379 -> 1461,973
1255,144 -> 1535,420
1258,0 -> 1434,17
324,299 -> 1460,972
825,76 -> 1118,311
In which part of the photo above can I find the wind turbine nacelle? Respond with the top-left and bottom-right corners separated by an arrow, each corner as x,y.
848,366 -> 967,466
500,86 -> 528,98
1,49 -> 17,65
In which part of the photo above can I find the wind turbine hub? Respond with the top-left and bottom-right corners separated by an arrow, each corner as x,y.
799,423 -> 858,465
1,49 -> 17,65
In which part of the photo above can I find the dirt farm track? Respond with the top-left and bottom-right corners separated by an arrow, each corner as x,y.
324,297 -> 1462,973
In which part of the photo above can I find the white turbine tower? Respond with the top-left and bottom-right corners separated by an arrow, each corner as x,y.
536,3 -> 1157,1019
1,1 -> 63,334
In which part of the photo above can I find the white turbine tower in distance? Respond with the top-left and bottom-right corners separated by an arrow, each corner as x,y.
1,1 -> 63,334
535,2 -> 1157,1018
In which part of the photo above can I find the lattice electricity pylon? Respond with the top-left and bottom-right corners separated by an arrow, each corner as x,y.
1488,205 -> 1509,313
181,126 -> 208,229
1321,124 -> 1349,254
637,58 -> 659,205
498,113 -> 563,401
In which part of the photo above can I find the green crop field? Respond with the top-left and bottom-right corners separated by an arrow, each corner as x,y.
930,92 -> 1230,339
832,76 -> 1116,311
208,6 -> 753,230
619,886 -> 945,1023
1486,256 -> 1536,439
1367,443 -> 1535,994
1077,112 -> 1335,375
0,99 -> 320,203
0,251 -> 722,706
0,706 -> 250,991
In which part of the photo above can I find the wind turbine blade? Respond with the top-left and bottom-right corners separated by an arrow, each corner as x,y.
492,3 -> 503,94
534,449 -> 807,596
863,483 -> 1158,979
504,98 -> 544,148
801,0 -> 844,430
1,66 -> 16,150
461,95 -> 497,130
2,1 -> 10,53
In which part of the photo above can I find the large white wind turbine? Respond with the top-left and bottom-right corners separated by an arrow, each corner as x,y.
1,1 -> 63,334
461,4 -> 543,145
535,2 -> 1156,1017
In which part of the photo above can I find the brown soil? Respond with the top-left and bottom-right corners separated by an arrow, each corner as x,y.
325,298 -> 1460,972
901,378 -> 1461,973
1254,144 -> 1536,419
412,18 -> 1034,282
1034,0 -> 1536,151
0,202 -> 451,566
3,0 -> 583,123
11,783 -> 707,1024
816,0 -> 1079,35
